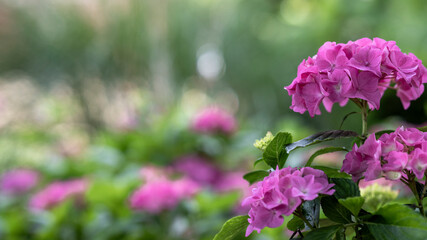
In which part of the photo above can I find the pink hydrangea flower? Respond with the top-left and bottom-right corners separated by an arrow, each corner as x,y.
342,126 -> 427,182
342,134 -> 382,182
191,107 -> 236,135
174,155 -> 221,186
29,179 -> 87,210
213,171 -> 248,193
0,169 -> 39,195
242,167 -> 334,236
285,38 -> 427,116
129,178 -> 199,213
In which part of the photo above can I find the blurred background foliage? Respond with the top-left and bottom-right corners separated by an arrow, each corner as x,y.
0,0 -> 426,239
0,0 -> 426,136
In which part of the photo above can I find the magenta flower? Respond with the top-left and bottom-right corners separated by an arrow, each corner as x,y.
349,46 -> 382,76
29,179 -> 87,210
285,38 -> 427,116
213,171 -> 248,192
191,107 -> 236,135
129,178 -> 199,214
174,155 -> 221,186
408,148 -> 427,179
342,134 -> 382,182
342,127 -> 427,182
242,167 -> 334,236
0,169 -> 39,195
129,180 -> 180,213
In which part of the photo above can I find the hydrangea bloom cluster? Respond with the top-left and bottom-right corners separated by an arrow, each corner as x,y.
241,167 -> 335,236
285,38 -> 427,117
174,155 -> 222,186
30,179 -> 87,209
129,178 -> 199,213
0,169 -> 39,195
342,127 -> 427,182
191,107 -> 236,135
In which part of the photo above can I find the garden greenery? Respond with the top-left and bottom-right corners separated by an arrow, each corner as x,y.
214,38 -> 427,240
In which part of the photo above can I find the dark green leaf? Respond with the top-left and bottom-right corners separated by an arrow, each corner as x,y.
304,225 -> 342,240
253,157 -> 263,167
287,216 -> 305,231
331,178 -> 360,199
243,170 -> 269,185
285,130 -> 358,153
366,223 -> 427,240
302,199 -> 320,228
338,196 -> 365,217
305,147 -> 348,167
365,204 -> 427,240
335,227 -> 346,240
312,166 -> 351,179
213,215 -> 250,240
320,196 -> 352,224
263,132 -> 292,169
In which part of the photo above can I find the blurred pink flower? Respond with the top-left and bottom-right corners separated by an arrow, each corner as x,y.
29,179 -> 88,210
129,178 -> 199,213
214,171 -> 248,192
191,107 -> 236,135
139,165 -> 171,183
174,155 -> 221,185
0,169 -> 39,195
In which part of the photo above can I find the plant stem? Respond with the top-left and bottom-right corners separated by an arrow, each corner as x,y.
402,175 -> 425,217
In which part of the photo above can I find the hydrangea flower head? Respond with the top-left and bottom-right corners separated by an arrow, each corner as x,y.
342,127 -> 427,182
29,179 -> 87,210
191,106 -> 236,135
0,169 -> 39,195
174,155 -> 221,185
242,167 -> 334,236
285,38 -> 427,117
129,178 -> 199,213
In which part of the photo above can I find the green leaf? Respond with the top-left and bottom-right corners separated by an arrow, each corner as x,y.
213,215 -> 250,240
263,132 -> 292,169
253,157 -> 263,167
302,199 -> 321,228
285,130 -> 358,153
312,166 -> 351,179
335,227 -> 346,240
338,196 -> 365,217
287,215 -> 305,231
304,225 -> 342,240
305,147 -> 348,167
320,196 -> 352,224
331,178 -> 360,199
243,170 -> 269,185
417,126 -> 427,132
365,204 -> 427,240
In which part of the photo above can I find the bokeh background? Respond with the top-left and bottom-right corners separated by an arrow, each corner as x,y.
0,0 -> 426,239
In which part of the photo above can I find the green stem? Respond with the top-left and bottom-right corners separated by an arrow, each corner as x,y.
402,174 -> 425,217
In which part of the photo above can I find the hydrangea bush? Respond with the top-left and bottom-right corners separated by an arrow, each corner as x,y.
214,38 -> 427,240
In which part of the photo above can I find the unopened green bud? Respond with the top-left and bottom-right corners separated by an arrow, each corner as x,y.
360,183 -> 398,212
